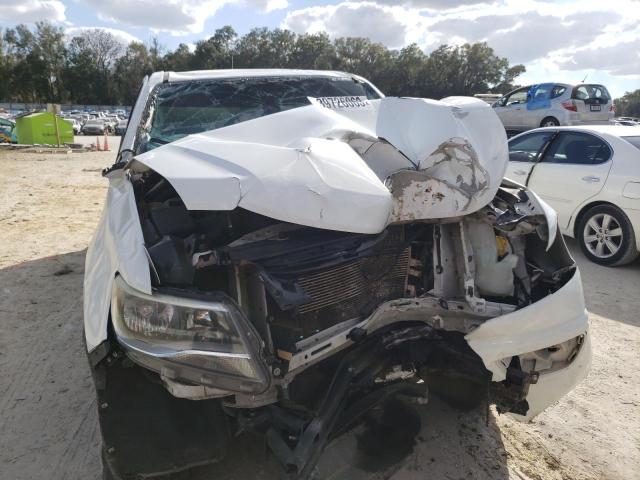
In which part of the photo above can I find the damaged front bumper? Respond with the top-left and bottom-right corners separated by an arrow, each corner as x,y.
466,266 -> 590,419
91,185 -> 590,479
96,255 -> 589,478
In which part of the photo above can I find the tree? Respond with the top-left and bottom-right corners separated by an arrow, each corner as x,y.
33,22 -> 67,101
191,26 -> 237,69
234,28 -> 298,68
386,43 -> 427,96
0,24 -> 526,106
64,36 -> 103,104
64,29 -> 124,104
163,43 -> 193,72
290,33 -> 337,70
148,37 -> 164,71
615,90 -> 640,117
421,42 -> 524,98
2,23 -> 65,102
493,64 -> 526,94
334,37 -> 396,93
113,42 -> 154,105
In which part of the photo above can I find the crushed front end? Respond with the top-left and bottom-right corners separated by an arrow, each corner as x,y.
84,84 -> 590,479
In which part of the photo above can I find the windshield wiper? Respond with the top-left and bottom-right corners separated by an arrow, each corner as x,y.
147,136 -> 170,145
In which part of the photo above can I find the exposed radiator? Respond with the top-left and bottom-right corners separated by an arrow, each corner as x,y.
267,227 -> 410,349
297,248 -> 410,314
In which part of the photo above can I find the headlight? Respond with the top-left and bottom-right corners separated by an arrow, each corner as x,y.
111,276 -> 269,394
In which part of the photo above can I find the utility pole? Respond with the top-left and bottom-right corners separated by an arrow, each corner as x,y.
47,102 -> 61,147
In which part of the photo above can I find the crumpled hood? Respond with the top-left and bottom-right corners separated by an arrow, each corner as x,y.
132,96 -> 508,234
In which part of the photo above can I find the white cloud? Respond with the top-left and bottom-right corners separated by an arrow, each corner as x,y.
281,0 -> 640,97
79,0 -> 288,36
0,0 -> 66,24
245,0 -> 289,12
79,0 -> 223,35
557,39 -> 640,77
429,11 -> 620,63
283,2 -> 423,48
376,0 -> 492,8
65,27 -> 142,45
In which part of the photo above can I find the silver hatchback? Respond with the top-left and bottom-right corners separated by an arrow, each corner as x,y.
493,83 -> 614,131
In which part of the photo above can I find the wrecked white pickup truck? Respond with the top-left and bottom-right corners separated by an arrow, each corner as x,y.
84,69 -> 591,479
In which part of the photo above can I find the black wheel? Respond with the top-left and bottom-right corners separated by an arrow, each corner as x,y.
540,116 -> 560,127
577,204 -> 638,266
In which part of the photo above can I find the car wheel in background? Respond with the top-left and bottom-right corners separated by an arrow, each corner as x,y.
578,204 -> 639,266
540,117 -> 560,127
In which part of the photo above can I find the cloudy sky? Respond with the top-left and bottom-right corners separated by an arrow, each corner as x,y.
1,0 -> 639,97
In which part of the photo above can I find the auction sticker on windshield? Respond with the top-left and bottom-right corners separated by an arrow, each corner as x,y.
309,96 -> 371,109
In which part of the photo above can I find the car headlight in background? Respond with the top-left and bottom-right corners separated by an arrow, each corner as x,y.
111,276 -> 269,394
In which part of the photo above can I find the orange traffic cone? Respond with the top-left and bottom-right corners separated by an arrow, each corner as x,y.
96,137 -> 102,151
103,132 -> 109,151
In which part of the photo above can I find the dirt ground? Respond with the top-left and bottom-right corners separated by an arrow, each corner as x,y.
0,145 -> 639,480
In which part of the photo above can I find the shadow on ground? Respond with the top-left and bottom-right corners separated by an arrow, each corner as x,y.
1,249 -> 515,480
183,396 -> 510,480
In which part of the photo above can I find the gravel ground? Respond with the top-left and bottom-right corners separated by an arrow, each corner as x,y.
0,148 -> 638,480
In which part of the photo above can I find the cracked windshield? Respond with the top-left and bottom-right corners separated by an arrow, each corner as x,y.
140,76 -> 380,152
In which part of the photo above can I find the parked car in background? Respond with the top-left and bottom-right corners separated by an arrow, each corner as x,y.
71,118 -> 82,134
0,117 -> 17,143
506,125 -> 640,266
104,114 -> 120,131
614,119 -> 639,126
86,69 -> 591,480
82,119 -> 107,135
61,117 -> 82,134
114,119 -> 128,135
474,93 -> 502,104
494,83 -> 614,132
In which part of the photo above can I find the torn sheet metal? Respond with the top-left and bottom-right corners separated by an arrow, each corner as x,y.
465,268 -> 588,382
379,97 -> 506,222
133,132 -> 392,234
132,96 -> 508,233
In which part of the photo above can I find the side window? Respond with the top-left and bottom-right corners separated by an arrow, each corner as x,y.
542,132 -> 612,165
574,86 -> 589,100
551,85 -> 566,98
506,88 -> 528,106
531,84 -> 550,101
508,131 -> 555,162
360,81 -> 381,100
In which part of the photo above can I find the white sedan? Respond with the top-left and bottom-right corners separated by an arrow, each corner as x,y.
506,125 -> 640,266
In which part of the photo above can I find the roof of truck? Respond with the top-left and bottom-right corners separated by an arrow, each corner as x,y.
159,69 -> 358,83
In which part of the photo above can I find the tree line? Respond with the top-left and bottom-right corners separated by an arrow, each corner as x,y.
0,22 -> 528,106
615,90 -> 640,118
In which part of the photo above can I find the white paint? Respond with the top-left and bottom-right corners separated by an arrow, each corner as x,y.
133,96 -> 508,232
466,268 -> 588,382
83,170 -> 151,351
514,333 -> 591,421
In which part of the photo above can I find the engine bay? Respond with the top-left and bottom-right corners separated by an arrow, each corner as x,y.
131,168 -> 576,377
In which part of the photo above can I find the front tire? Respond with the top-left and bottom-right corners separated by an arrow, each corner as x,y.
577,205 -> 638,266
540,116 -> 560,127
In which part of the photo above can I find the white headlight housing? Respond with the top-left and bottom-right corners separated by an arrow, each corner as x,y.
111,276 -> 269,393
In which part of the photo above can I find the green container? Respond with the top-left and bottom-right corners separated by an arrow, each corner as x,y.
15,112 -> 74,145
